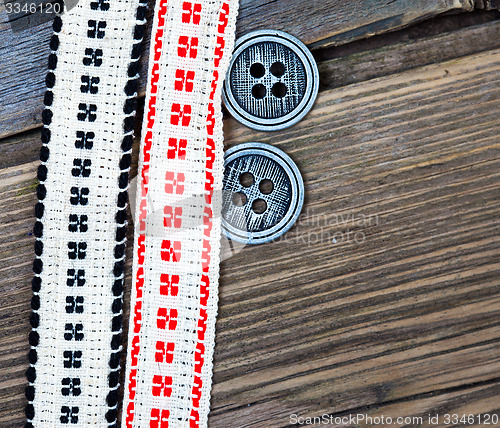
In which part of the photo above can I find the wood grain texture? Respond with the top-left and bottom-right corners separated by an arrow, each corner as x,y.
1,22 -> 500,425
299,382 -> 500,427
475,0 -> 500,9
318,19 -> 500,92
0,0 -> 480,139
209,48 -> 500,427
2,13 -> 500,159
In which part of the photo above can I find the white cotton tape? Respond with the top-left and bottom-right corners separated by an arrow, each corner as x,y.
122,0 -> 239,427
26,0 -> 146,425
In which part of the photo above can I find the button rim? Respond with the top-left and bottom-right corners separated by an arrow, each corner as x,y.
222,142 -> 305,244
223,29 -> 319,131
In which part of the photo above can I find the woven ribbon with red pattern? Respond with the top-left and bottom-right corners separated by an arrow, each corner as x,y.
122,0 -> 238,426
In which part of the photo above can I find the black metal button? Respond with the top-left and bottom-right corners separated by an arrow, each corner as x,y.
222,142 -> 304,244
223,30 -> 319,131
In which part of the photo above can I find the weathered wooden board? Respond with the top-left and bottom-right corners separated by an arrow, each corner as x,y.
1,37 -> 499,426
3,16 -> 500,172
290,382 -> 500,427
210,47 -> 500,427
318,19 -> 500,92
475,0 -> 500,9
0,0 -> 483,139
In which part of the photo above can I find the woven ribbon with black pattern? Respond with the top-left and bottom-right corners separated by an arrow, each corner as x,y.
26,0 -> 146,424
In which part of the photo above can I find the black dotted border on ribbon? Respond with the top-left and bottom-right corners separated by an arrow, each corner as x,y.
105,1 -> 148,425
25,14 -> 62,428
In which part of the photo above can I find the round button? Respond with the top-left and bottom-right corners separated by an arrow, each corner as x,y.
222,142 -> 304,244
223,30 -> 319,131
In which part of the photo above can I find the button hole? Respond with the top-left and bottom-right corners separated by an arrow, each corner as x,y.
252,198 -> 267,214
270,61 -> 285,77
252,84 -> 267,99
259,179 -> 274,194
232,192 -> 247,207
239,172 -> 254,187
250,62 -> 265,78
271,82 -> 287,98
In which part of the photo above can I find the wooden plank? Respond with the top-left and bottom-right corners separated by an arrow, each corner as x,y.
0,0 -> 479,139
210,48 -> 500,425
0,131 -> 41,170
3,17 -> 500,173
1,43 -> 500,425
289,382 -> 500,427
318,19 -> 500,92
475,0 -> 500,9
234,0 -> 474,47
